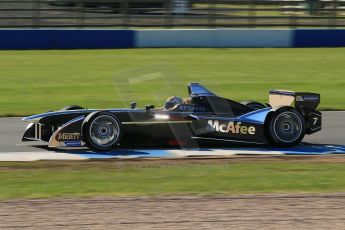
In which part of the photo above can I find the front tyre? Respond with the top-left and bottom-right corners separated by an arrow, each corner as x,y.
82,112 -> 121,152
266,108 -> 305,147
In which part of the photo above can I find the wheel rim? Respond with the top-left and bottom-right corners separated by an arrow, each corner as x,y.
272,111 -> 303,143
89,115 -> 120,147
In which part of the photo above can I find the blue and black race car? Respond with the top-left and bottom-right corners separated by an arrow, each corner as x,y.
22,83 -> 321,151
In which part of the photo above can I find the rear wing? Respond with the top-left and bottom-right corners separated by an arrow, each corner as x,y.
269,90 -> 320,110
269,90 -> 321,134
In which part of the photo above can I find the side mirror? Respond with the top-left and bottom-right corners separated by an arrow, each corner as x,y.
130,102 -> 137,109
145,104 -> 155,111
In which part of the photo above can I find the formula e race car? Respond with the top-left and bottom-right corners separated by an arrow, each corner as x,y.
22,83 -> 322,151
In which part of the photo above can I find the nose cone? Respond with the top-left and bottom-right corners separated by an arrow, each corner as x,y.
22,112 -> 52,122
22,115 -> 40,122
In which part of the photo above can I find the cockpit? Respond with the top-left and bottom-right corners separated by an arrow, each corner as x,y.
164,96 -> 193,110
133,83 -> 215,112
163,83 -> 215,110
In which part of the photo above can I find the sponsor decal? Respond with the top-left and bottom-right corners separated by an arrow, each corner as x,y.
207,120 -> 256,135
303,96 -> 319,101
64,140 -> 82,147
296,95 -> 319,102
179,105 -> 206,112
57,132 -> 81,141
296,96 -> 304,102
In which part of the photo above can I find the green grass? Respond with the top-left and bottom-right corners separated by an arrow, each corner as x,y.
1,48 -> 345,116
0,161 -> 345,200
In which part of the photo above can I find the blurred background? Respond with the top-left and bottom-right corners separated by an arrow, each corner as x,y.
2,0 -> 345,28
1,0 -> 345,116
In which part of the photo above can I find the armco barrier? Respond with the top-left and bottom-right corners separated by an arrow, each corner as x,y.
0,30 -> 135,50
1,29 -> 345,49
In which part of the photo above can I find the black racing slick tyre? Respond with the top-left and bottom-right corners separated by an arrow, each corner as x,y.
241,101 -> 267,110
266,108 -> 306,147
61,105 -> 84,111
82,112 -> 122,152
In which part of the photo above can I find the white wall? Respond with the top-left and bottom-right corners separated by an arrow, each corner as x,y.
135,29 -> 293,48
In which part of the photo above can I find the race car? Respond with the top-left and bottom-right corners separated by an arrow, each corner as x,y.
22,83 -> 321,151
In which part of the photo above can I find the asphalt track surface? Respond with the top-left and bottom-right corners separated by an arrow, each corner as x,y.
0,111 -> 344,153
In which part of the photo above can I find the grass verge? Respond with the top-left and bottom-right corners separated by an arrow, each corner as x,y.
1,48 -> 345,116
1,160 -> 345,200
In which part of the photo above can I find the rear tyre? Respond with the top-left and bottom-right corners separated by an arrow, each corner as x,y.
82,112 -> 121,152
266,108 -> 305,147
61,105 -> 84,111
241,101 -> 267,110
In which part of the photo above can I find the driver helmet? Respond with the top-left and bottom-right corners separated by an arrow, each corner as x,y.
164,96 -> 183,110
